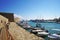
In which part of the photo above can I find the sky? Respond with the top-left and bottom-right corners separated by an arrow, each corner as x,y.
0,0 -> 60,20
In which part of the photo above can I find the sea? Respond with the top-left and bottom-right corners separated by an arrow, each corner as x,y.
28,21 -> 60,40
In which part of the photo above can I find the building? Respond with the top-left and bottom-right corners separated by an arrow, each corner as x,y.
0,12 -> 14,22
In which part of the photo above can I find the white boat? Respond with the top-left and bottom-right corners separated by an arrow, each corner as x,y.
37,31 -> 49,37
38,31 -> 49,35
48,34 -> 60,39
31,29 -> 43,32
52,29 -> 60,31
30,26 -> 49,37
20,21 -> 32,29
30,28 -> 43,34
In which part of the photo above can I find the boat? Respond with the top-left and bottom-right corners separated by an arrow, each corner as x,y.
37,31 -> 49,37
30,28 -> 49,38
30,28 -> 43,34
20,21 -> 32,29
30,22 -> 49,38
48,33 -> 60,40
35,22 -> 47,31
52,29 -> 60,31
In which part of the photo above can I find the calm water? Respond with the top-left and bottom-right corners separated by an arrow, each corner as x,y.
28,21 -> 60,40
28,21 -> 60,34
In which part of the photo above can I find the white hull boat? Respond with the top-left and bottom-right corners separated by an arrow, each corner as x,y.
37,31 -> 49,36
48,34 -> 60,39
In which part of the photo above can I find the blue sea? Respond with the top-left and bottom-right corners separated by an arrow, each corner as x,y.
28,21 -> 60,40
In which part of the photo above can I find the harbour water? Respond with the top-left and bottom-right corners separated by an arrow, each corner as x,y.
28,21 -> 60,40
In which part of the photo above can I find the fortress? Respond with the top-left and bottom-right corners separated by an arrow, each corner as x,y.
0,12 -> 14,22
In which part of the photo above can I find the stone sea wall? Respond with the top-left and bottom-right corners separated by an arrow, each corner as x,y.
9,22 -> 44,40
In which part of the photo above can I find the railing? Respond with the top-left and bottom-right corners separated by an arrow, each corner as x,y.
0,23 -> 14,40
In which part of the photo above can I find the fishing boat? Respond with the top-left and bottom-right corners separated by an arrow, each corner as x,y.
20,21 -> 32,29
37,31 -> 49,37
48,33 -> 60,40
30,28 -> 43,34
30,23 -> 49,38
47,28 -> 60,40
30,28 -> 49,38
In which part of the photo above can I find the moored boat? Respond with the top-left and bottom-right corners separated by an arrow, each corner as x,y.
38,31 -> 49,36
48,33 -> 60,40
